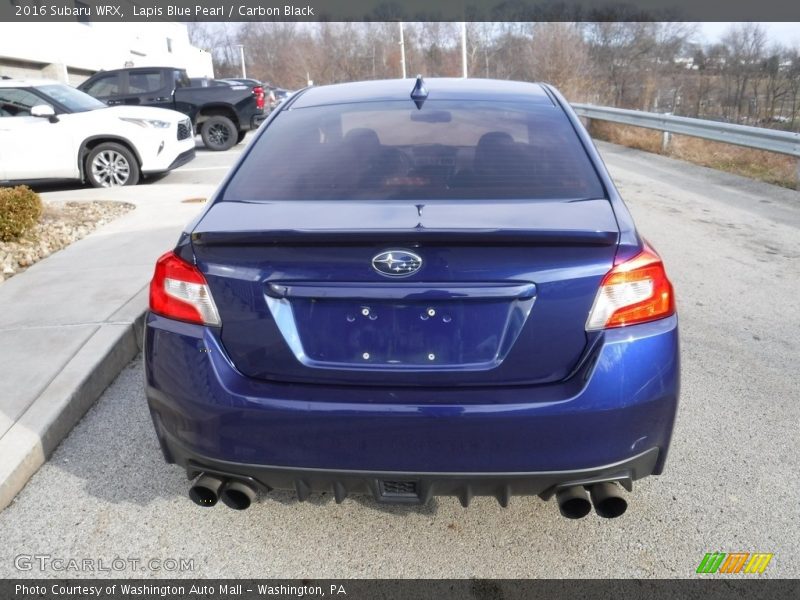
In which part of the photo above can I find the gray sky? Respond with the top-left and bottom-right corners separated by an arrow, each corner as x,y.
697,22 -> 800,47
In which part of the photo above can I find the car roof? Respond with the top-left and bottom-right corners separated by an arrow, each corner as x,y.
0,78 -> 63,88
85,67 -> 186,76
291,78 -> 554,109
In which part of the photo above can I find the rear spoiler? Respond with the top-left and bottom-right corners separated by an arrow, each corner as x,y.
191,229 -> 618,247
190,199 -> 620,247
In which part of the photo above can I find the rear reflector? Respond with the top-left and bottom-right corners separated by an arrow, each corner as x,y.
149,251 -> 220,326
585,243 -> 674,330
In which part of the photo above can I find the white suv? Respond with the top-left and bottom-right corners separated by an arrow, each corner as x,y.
0,79 -> 195,187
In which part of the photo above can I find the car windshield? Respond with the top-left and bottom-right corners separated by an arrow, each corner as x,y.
223,100 -> 605,201
38,84 -> 106,112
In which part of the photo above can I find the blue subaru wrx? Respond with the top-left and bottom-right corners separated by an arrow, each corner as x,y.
144,78 -> 679,519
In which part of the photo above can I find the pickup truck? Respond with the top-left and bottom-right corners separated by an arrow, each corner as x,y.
78,67 -> 266,151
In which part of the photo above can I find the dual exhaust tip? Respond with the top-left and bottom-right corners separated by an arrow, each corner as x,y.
189,474 -> 257,510
556,482 -> 628,519
190,474 -> 628,518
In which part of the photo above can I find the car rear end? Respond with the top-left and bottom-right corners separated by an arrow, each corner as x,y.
224,78 -> 268,127
251,84 -> 267,127
144,79 -> 679,518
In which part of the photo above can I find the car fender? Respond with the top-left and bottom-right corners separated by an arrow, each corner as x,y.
77,134 -> 143,181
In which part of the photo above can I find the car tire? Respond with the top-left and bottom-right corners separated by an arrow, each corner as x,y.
201,116 -> 237,151
236,130 -> 247,145
85,142 -> 140,188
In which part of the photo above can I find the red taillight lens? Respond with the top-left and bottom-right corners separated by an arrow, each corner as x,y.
586,243 -> 675,330
253,86 -> 265,110
149,251 -> 220,326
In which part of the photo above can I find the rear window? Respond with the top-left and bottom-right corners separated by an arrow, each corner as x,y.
82,73 -> 120,98
129,71 -> 163,94
223,100 -> 605,201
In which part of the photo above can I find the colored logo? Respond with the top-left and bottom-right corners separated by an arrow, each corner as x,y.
696,552 -> 773,574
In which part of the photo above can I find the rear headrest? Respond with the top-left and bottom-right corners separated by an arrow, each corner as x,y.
344,128 -> 381,153
475,131 -> 516,172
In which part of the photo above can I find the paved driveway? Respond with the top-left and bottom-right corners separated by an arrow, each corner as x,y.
1,141 -> 798,578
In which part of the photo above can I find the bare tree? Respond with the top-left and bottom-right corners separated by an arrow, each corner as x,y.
528,23 -> 592,100
466,22 -> 499,78
720,23 -> 767,121
185,22 -> 800,132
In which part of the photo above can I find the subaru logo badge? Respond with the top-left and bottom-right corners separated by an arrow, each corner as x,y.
372,250 -> 422,277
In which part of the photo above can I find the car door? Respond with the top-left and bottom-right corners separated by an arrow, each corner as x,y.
0,87 -> 77,181
126,69 -> 174,109
80,72 -> 124,105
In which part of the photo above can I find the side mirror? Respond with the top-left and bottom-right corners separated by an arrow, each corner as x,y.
31,104 -> 58,123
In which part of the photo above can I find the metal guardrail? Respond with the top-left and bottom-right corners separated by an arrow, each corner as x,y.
572,104 -> 800,159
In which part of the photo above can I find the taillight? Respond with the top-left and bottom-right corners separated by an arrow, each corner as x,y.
253,86 -> 265,110
149,251 -> 220,326
585,243 -> 675,330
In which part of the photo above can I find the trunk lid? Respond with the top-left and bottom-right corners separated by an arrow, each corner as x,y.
191,199 -> 618,387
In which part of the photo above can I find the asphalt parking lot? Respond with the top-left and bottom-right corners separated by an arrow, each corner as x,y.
1,140 -> 798,578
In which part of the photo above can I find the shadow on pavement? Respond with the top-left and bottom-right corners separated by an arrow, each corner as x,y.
52,357 -> 444,516
50,359 -> 187,507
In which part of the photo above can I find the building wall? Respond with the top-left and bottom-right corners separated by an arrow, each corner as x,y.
0,21 -> 214,84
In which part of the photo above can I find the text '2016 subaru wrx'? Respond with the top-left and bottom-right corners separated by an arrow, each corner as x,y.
0,79 -> 195,188
144,78 -> 679,519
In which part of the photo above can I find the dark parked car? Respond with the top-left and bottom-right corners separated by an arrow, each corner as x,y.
79,67 -> 265,150
221,78 -> 272,113
145,78 -> 679,519
221,78 -> 263,88
227,80 -> 282,111
272,87 -> 291,108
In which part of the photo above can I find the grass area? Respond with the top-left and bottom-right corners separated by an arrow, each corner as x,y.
588,121 -> 800,190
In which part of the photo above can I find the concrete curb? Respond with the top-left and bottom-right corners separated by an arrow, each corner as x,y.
0,307 -> 147,512
0,182 -> 216,513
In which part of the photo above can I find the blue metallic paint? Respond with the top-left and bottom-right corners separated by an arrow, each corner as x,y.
144,313 -> 679,473
193,242 -> 614,386
145,79 -> 680,495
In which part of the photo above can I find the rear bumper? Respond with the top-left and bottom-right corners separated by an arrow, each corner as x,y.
144,313 -> 679,484
160,429 -> 659,505
250,113 -> 266,129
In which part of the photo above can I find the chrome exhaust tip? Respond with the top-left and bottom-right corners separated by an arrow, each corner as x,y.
589,482 -> 628,518
556,485 -> 592,519
189,474 -> 225,507
220,480 -> 257,510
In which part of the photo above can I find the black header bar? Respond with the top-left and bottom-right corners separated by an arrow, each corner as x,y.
3,579 -> 800,600
1,0 -> 800,22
